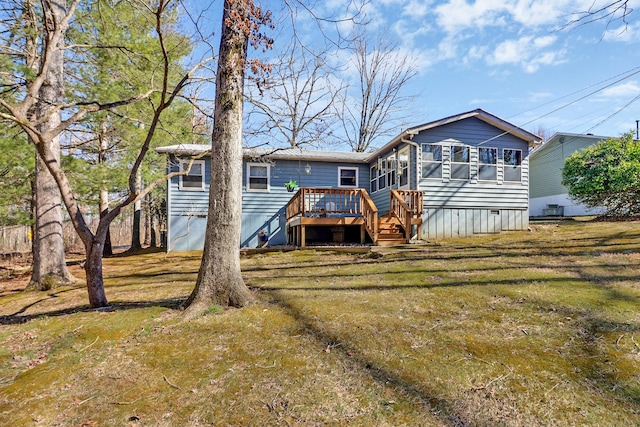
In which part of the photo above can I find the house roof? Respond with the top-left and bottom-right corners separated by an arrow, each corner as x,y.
156,109 -> 543,162
154,144 -> 369,163
529,132 -> 609,158
365,108 -> 543,162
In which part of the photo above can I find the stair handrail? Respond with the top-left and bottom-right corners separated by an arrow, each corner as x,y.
286,187 -> 306,220
389,190 -> 412,240
359,189 -> 379,244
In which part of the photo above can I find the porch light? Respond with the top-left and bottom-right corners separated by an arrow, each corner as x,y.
305,162 -> 311,175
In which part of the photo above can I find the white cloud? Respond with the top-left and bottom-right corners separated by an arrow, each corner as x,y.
434,0 -> 508,34
599,81 -> 640,98
402,0 -> 431,18
603,23 -> 640,42
490,35 -> 564,73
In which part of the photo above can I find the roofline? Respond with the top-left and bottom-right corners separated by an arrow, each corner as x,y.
155,145 -> 369,163
157,109 -> 544,163
530,131 -> 610,157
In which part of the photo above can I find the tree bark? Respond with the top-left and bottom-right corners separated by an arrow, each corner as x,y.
99,119 -> 113,257
130,171 -> 142,251
100,190 -> 113,257
183,0 -> 254,315
28,0 -> 73,290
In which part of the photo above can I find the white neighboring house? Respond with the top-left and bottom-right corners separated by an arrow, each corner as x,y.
529,132 -> 608,217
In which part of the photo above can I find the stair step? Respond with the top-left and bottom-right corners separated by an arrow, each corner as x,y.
375,238 -> 408,246
378,232 -> 405,239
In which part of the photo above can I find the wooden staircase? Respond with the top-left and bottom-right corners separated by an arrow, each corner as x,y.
376,215 -> 409,246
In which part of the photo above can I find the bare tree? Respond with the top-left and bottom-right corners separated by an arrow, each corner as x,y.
0,0 -> 209,307
244,36 -> 340,149
564,0 -> 635,30
339,31 -> 418,152
183,0 -> 273,315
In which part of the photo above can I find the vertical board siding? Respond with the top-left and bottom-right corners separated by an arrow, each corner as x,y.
421,208 -> 528,239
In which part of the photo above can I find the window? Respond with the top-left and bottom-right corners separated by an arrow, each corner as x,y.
339,167 -> 358,187
398,151 -> 409,187
179,160 -> 205,190
246,163 -> 270,191
386,156 -> 396,187
451,146 -> 470,180
421,144 -> 442,179
370,165 -> 378,192
378,159 -> 387,190
478,147 -> 497,181
503,149 -> 522,182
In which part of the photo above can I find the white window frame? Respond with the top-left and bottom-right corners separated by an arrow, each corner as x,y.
378,159 -> 387,190
179,159 -> 205,191
246,162 -> 271,192
503,148 -> 522,182
421,144 -> 443,180
338,166 -> 359,188
370,165 -> 378,193
450,145 -> 470,181
478,147 -> 498,181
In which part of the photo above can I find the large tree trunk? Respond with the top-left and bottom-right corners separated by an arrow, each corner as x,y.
28,0 -> 72,290
85,236 -> 108,307
183,0 -> 254,315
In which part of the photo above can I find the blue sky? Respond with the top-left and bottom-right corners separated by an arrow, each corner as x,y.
318,0 -> 640,140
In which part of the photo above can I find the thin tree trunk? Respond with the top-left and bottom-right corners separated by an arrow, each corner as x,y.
183,0 -> 254,315
100,189 -> 113,257
130,171 -> 142,251
99,119 -> 113,257
28,0 -> 72,290
143,196 -> 151,246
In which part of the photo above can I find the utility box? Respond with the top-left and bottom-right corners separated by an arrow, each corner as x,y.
542,204 -> 564,216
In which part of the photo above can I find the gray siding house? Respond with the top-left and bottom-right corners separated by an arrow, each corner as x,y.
157,109 -> 541,251
529,132 -> 608,217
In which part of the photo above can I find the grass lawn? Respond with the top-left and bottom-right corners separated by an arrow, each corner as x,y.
1,220 -> 639,426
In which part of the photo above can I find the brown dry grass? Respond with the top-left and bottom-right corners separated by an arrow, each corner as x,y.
1,220 -> 639,426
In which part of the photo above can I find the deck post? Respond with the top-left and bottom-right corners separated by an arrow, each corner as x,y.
360,225 -> 365,244
300,225 -> 306,248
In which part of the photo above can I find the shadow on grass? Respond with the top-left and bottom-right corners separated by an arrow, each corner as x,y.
264,291 -> 476,426
0,297 -> 184,325
241,242 -> 640,274
526,296 -> 640,407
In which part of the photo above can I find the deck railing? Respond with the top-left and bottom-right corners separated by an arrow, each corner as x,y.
389,190 -> 424,240
286,188 -> 379,242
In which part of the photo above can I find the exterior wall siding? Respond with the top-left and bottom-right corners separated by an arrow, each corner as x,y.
422,208 -> 528,239
415,117 -> 531,237
166,155 -> 210,252
241,158 -> 369,247
529,134 -> 605,216
167,156 -> 369,250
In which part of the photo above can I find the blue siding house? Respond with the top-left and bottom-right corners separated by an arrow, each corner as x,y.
157,109 -> 541,251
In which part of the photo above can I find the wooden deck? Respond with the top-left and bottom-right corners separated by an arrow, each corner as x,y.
285,188 -> 423,247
